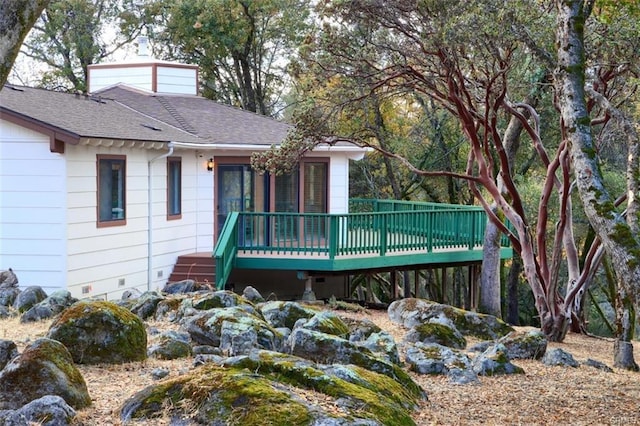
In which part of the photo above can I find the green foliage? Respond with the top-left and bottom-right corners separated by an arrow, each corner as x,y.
20,0 -> 147,92
148,0 -> 312,116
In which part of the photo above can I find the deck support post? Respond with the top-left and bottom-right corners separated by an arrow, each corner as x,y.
302,276 -> 316,301
391,270 -> 398,299
441,267 -> 448,304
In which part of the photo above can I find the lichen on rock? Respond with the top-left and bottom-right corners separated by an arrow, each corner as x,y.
122,349 -> 425,425
0,338 -> 91,410
47,300 -> 147,364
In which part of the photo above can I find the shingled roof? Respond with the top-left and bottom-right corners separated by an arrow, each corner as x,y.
0,84 -> 291,147
0,85 -> 202,144
96,85 -> 291,145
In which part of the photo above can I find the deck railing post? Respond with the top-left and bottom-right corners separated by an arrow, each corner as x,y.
427,211 -> 433,252
329,215 -> 339,259
469,211 -> 476,250
380,214 -> 387,256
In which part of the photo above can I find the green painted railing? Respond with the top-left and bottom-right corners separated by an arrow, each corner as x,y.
213,199 -> 511,289
213,211 -> 239,290
349,198 -> 479,212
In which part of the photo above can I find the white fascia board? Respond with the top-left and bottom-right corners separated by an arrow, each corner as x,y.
80,140 -> 371,161
171,141 -> 370,154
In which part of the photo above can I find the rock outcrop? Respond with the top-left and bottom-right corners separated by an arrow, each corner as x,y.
47,301 -> 147,364
122,350 -> 425,425
0,339 -> 18,371
13,286 -> 47,313
0,338 -> 91,410
20,290 -> 77,323
0,395 -> 76,426
0,269 -> 18,288
498,329 -> 547,360
388,298 -> 514,339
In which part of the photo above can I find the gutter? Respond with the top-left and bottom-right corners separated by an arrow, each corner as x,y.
169,141 -> 370,153
147,142 -> 174,292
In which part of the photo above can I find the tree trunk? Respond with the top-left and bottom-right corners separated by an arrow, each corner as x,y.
479,213 -> 502,316
0,0 -> 49,86
555,0 -> 640,345
506,254 -> 522,325
478,99 -> 528,318
614,286 -> 638,371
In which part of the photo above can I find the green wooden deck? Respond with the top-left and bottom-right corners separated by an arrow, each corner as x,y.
213,199 -> 512,290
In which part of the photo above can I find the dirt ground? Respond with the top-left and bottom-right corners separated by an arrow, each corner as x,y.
1,307 -> 638,426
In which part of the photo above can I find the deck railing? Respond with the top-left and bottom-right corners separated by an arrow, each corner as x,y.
214,199 -> 510,290
213,211 -> 239,289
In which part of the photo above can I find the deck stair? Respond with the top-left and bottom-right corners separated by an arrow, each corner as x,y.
168,253 -> 215,285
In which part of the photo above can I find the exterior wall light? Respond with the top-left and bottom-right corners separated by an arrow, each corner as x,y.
207,158 -> 214,171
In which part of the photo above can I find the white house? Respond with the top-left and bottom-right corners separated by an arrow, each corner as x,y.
0,57 -> 366,300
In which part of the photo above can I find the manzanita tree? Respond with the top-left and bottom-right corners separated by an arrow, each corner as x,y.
253,0 -> 640,368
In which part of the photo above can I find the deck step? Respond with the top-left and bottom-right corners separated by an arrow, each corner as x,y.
168,253 -> 215,284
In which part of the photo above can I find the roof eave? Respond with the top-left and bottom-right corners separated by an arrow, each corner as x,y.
0,108 -> 80,154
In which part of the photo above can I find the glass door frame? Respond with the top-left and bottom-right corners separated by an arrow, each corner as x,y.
214,156 -> 330,245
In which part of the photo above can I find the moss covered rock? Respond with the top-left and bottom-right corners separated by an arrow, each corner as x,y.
404,342 -> 475,381
189,290 -> 251,311
498,329 -> 547,360
388,298 -> 513,340
472,343 -> 524,376
299,311 -> 350,337
228,351 -> 426,424
343,317 -> 383,341
404,322 -> 467,349
259,301 -> 319,329
0,395 -> 77,425
121,365 -> 316,425
183,306 -> 283,353
0,338 -> 91,410
125,290 -> 165,320
148,331 -> 192,360
13,286 -> 47,313
0,339 -> 18,371
288,328 -> 417,393
20,289 -> 77,323
122,350 -> 425,425
47,301 -> 147,364
154,295 -> 187,322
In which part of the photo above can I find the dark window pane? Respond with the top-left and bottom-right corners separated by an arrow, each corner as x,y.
168,158 -> 181,216
98,157 -> 125,222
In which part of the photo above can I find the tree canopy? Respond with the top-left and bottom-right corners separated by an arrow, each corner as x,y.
17,0 -> 147,92
146,0 -> 312,116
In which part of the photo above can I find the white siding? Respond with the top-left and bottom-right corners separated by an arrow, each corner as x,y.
65,145 -> 214,300
195,155 -> 215,251
156,66 -> 198,95
66,145 -> 150,299
147,149 -> 213,291
0,120 -> 67,293
327,154 -> 350,214
89,63 -> 198,95
89,66 -> 154,93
